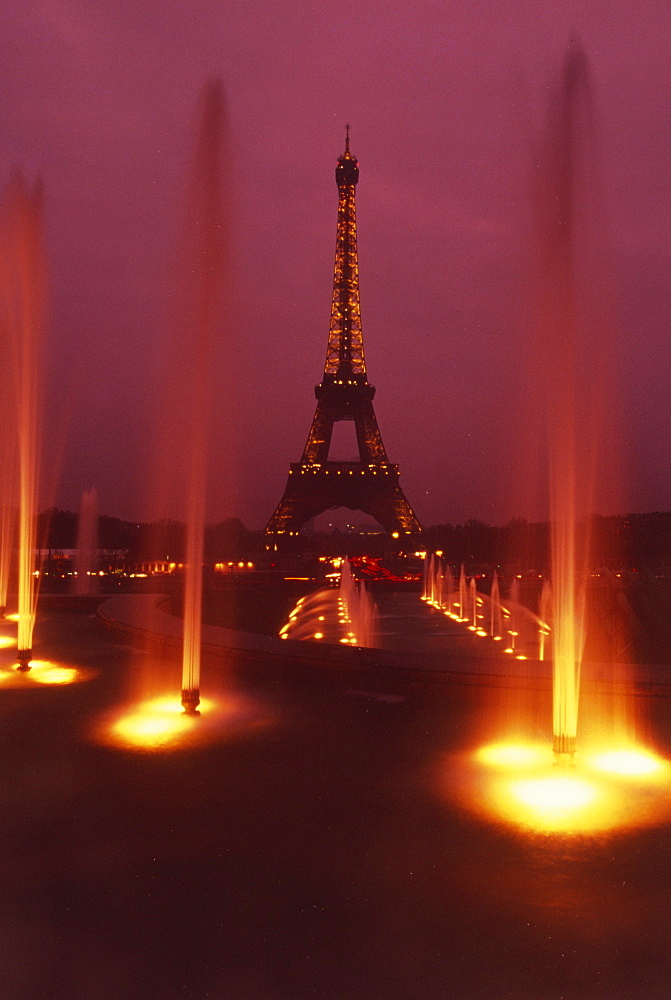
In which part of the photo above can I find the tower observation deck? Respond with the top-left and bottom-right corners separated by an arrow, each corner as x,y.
265,130 -> 422,545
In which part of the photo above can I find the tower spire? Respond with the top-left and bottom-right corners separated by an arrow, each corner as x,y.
325,127 -> 363,377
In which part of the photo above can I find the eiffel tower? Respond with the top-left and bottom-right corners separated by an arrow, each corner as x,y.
265,130 -> 422,545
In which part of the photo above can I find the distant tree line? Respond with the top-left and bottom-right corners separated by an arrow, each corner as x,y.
35,508 -> 671,571
427,512 -> 671,573
37,509 -> 259,562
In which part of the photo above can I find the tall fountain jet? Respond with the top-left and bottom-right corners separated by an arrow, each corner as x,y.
0,175 -> 45,669
177,81 -> 227,714
0,332 -> 15,618
535,41 -> 608,762
73,487 -> 99,596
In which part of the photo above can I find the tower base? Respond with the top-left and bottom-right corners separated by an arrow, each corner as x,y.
266,461 -> 421,546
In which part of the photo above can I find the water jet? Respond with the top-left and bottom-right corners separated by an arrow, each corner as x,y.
0,175 -> 44,670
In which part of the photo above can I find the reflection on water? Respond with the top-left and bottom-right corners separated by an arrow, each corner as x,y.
96,690 -> 273,752
443,739 -> 671,835
0,655 -> 83,685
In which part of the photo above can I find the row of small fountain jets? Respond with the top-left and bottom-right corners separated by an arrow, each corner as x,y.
422,555 -> 553,662
280,555 -> 553,663
280,559 -> 378,648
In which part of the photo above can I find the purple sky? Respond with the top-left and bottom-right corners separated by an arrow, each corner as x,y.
1,1 -> 669,528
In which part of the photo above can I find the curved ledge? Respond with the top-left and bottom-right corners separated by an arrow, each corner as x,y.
96,593 -> 671,695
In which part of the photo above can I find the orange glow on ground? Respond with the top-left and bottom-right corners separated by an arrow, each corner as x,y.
509,774 -> 597,831
589,748 -> 665,778
0,658 -> 84,686
444,739 -> 671,835
28,660 -> 79,684
476,742 -> 548,769
109,696 -> 211,748
98,692 -> 270,752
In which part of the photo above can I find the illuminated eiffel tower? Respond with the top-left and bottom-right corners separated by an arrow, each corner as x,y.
265,129 -> 422,545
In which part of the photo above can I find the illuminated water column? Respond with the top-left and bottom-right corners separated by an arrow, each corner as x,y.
72,487 -> 98,595
179,80 -> 227,714
489,572 -> 501,638
0,428 -> 15,618
0,176 -> 44,670
536,42 -> 603,762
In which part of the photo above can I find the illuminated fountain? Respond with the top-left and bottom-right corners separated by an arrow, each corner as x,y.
443,564 -> 453,609
538,579 -> 552,661
489,571 -> 502,640
438,42 -> 671,835
72,487 -> 98,596
0,174 -> 45,670
422,552 -> 433,603
162,80 -> 227,715
536,42 -> 603,764
423,556 -> 549,657
451,740 -> 671,835
280,559 -> 379,648
0,463 -> 14,621
0,301 -> 15,618
458,565 -> 467,621
339,559 -> 378,648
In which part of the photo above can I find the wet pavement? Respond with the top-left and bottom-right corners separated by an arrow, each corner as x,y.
0,602 -> 670,999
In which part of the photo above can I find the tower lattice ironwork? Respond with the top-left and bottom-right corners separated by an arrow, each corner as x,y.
265,130 -> 422,543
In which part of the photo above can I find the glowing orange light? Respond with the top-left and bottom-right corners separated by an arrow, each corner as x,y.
457,740 -> 671,834
22,660 -> 79,685
512,774 -> 596,812
590,748 -> 666,778
476,742 -> 547,769
108,696 -> 215,749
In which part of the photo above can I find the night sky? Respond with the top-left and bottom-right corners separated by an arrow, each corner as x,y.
1,2 -> 669,529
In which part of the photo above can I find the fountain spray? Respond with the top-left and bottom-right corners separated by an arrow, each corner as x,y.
0,174 -> 45,670
535,41 -> 609,763
178,80 -> 227,714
